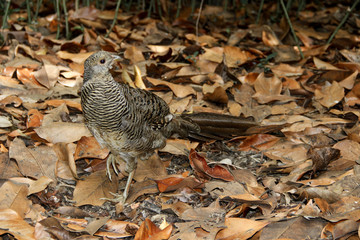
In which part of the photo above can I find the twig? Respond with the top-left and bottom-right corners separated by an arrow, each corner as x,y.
279,0 -> 304,59
296,0 -> 306,18
326,0 -> 360,44
55,0 -> 61,39
256,0 -> 264,24
1,0 -> 11,29
195,0 -> 204,45
191,0 -> 196,16
126,0 -> 133,11
148,0 -> 154,18
176,0 -> 181,19
62,0 -> 70,39
157,0 -> 162,19
26,0 -> 32,24
105,0 -> 122,38
33,0 -> 43,23
286,0 -> 293,10
101,0 -> 108,10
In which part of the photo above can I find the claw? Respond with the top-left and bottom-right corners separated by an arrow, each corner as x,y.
112,157 -> 119,175
106,154 -> 113,181
106,154 -> 121,181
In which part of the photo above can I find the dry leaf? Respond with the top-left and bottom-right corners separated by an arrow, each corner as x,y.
35,122 -> 92,143
314,81 -> 344,108
147,77 -> 196,98
0,209 -> 35,239
73,170 -> 118,206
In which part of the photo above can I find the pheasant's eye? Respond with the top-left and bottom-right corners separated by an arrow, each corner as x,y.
100,59 -> 105,64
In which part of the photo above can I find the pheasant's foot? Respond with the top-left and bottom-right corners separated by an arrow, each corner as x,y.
102,170 -> 135,204
101,191 -> 127,204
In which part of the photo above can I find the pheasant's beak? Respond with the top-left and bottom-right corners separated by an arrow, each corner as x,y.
110,55 -> 121,69
111,55 -> 121,61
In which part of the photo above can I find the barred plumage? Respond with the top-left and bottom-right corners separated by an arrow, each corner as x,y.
81,51 -> 200,203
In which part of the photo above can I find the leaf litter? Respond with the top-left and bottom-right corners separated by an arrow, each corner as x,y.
1,1 -> 360,239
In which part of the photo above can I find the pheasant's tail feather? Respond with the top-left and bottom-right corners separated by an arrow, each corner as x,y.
170,115 -> 201,138
179,112 -> 286,140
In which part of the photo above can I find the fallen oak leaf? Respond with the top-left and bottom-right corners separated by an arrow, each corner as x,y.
155,177 -> 184,191
74,136 -> 109,160
0,209 -> 35,239
134,218 -> 172,240
307,147 -> 340,173
239,134 -> 279,151
27,109 -> 44,128
189,149 -> 234,181
35,122 -> 92,143
154,175 -> 204,192
45,99 -> 82,111
146,77 -> 196,98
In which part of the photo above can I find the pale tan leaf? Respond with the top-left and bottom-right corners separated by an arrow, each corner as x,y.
56,51 -> 94,64
313,57 -> 341,70
35,122 -> 92,143
216,218 -> 269,239
224,46 -> 257,67
124,46 -> 145,64
28,176 -> 53,195
161,139 -> 199,155
0,181 -> 31,218
147,77 -> 196,98
0,209 -> 35,239
9,138 -> 57,180
73,170 -> 118,206
54,143 -> 78,180
134,65 -> 146,89
314,81 -> 344,108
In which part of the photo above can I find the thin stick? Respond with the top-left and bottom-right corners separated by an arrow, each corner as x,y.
191,0 -> 196,16
1,0 -> 11,29
62,0 -> 70,39
195,0 -> 204,45
175,0 -> 181,19
101,0 -> 108,10
34,0 -> 43,23
26,0 -> 32,24
105,0 -> 122,38
279,0 -> 304,59
126,0 -> 133,11
157,0 -> 162,18
256,0 -> 264,24
327,0 -> 360,44
55,0 -> 61,39
148,0 -> 154,18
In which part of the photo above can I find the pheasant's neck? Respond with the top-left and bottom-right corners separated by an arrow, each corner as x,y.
83,67 -> 93,83
83,68 -> 114,85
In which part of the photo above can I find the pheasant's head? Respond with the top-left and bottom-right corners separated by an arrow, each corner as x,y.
83,51 -> 120,82
84,51 -> 120,70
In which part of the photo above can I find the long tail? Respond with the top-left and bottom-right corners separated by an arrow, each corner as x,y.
179,112 -> 285,140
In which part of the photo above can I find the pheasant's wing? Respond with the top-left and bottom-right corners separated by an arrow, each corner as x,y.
127,86 -> 172,130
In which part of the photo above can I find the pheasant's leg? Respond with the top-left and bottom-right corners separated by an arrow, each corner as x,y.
101,169 -> 134,204
102,157 -> 136,204
122,169 -> 134,201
